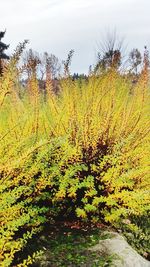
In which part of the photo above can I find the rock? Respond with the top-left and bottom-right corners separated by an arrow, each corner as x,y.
89,231 -> 150,267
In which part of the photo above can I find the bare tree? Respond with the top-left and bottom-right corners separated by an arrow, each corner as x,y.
23,49 -> 41,78
143,46 -> 150,71
44,52 -> 61,80
129,48 -> 142,74
95,31 -> 124,73
63,49 -> 74,77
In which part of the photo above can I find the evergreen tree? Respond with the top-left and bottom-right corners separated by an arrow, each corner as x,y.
0,30 -> 9,75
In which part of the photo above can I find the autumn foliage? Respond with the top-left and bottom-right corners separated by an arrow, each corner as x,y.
0,44 -> 150,266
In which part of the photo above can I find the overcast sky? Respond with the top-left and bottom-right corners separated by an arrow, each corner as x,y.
0,0 -> 150,73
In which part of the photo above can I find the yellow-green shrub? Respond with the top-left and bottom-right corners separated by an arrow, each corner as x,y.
44,72 -> 150,221
0,47 -> 150,265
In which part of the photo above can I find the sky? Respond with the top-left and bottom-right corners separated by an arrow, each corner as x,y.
0,0 -> 150,74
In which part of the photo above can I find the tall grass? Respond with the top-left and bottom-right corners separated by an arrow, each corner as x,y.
0,47 -> 150,266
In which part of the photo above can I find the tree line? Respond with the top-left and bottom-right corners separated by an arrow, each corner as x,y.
0,30 -> 149,80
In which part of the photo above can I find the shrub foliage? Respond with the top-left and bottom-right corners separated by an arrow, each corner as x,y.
0,45 -> 150,265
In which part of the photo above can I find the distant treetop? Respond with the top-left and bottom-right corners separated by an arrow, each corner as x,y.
0,30 -> 6,40
0,30 -> 9,75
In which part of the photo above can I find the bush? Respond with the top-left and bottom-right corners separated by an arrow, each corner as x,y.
0,49 -> 150,265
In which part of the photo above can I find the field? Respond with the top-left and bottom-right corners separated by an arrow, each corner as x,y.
0,44 -> 150,266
